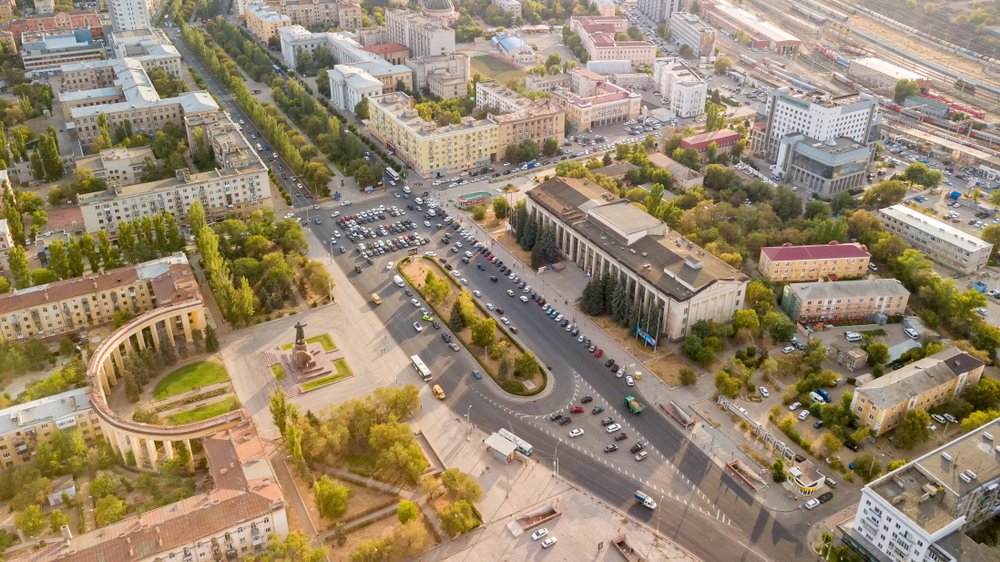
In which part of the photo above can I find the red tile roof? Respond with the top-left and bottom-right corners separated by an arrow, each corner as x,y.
760,242 -> 871,262
360,43 -> 408,54
679,129 -> 741,151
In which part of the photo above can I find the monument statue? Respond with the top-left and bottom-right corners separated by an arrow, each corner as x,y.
294,322 -> 307,345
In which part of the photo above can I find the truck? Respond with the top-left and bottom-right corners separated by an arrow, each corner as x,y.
816,388 -> 832,403
625,396 -> 643,414
634,491 -> 657,509
527,161 -> 537,169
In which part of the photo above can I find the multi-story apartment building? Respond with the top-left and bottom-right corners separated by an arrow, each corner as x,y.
0,388 -> 101,470
851,347 -> 983,437
62,47 -> 182,87
583,34 -> 656,67
527,177 -> 748,341
107,28 -> 173,59
652,57 -> 706,117
9,422 -> 289,562
359,42 -> 409,65
0,254 -> 199,342
0,0 -> 13,19
843,415 -> 1000,562
752,87 -> 880,167
246,3 -> 292,41
525,73 -> 573,93
637,0 -> 680,23
280,26 -> 411,94
878,204 -> 993,274
385,8 -> 454,58
367,91 -> 565,178
758,242 -> 871,282
404,53 -> 470,99
7,10 -> 102,43
550,79 -> 641,133
679,129 -> 741,161
668,12 -> 715,58
21,30 -> 105,76
35,0 -> 54,14
780,278 -> 910,323
476,79 -> 537,114
78,113 -> 268,232
75,146 -> 155,188
108,0 -> 154,31
253,0 -> 362,31
493,0 -> 521,16
60,58 -> 219,145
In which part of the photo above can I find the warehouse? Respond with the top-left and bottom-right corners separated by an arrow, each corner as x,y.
706,3 -> 800,54
847,57 -> 931,91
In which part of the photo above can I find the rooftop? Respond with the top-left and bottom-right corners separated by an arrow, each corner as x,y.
528,177 -> 746,301
712,2 -> 800,44
680,129 -> 741,149
360,42 -> 408,54
246,3 -> 290,22
646,153 -> 704,182
371,92 -> 493,138
787,278 -> 909,304
851,57 -> 928,81
856,347 -> 983,411
760,241 -> 871,262
870,464 -> 958,535
590,162 -> 638,177
0,388 -> 91,436
880,204 -> 993,252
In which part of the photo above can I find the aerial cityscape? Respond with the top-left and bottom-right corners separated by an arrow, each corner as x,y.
3,0 -> 1000,559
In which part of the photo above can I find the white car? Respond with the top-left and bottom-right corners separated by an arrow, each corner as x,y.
520,295 -> 529,302
569,429 -> 584,437
464,251 -> 473,258
798,409 -> 810,421
411,299 -> 420,307
541,537 -> 558,549
330,211 -> 340,218
625,375 -> 634,387
486,303 -> 494,310
759,386 -> 769,398
507,289 -> 515,297
782,346 -> 794,354
531,529 -> 548,541
425,251 -> 437,257
804,498 -> 820,510
424,221 -> 432,227
452,270 -> 461,278
500,317 -> 510,325
788,402 -> 801,411
473,290 -> 482,297
605,423 -> 622,433
386,262 -> 394,271
412,322 -> 422,332
461,278 -> 469,285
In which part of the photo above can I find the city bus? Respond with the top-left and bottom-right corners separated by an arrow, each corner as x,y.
498,428 -> 533,456
410,354 -> 432,382
386,168 -> 400,183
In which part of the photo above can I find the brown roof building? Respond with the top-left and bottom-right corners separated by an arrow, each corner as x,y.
9,421 -> 287,562
0,253 -> 200,342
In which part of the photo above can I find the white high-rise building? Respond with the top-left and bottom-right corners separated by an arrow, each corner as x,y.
637,0 -> 680,24
109,0 -> 153,31
653,57 -> 706,118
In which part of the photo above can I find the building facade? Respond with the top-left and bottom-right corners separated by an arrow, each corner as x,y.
848,57 -> 931,92
476,79 -> 537,114
21,30 -> 104,76
108,0 -> 153,32
492,0 -> 521,16
637,0 -> 680,23
404,53 -> 470,99
8,11 -> 102,43
527,177 -> 748,340
851,347 -> 983,437
74,146 -> 156,188
652,57 -> 706,118
706,2 -> 800,54
385,8 -> 455,58
0,389 -> 101,470
327,65 -> 383,114
279,26 -> 411,91
254,0 -> 361,30
669,12 -> 715,58
679,129 -> 741,160
780,278 -> 910,323
878,204 -> 993,274
245,3 -> 292,41
550,79 -> 642,132
569,15 -> 629,34
359,42 -> 409,65
758,241 -> 871,282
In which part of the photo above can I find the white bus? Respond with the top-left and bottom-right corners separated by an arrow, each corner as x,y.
498,428 -> 533,456
386,168 -> 400,183
410,354 -> 432,381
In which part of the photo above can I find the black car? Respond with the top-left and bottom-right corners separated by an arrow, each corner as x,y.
601,417 -> 615,426
614,433 -> 628,441
604,445 -> 618,453
490,276 -> 497,282
477,264 -> 486,270
496,308 -> 504,314
581,396 -> 593,403
794,453 -> 806,462
813,420 -> 823,428
605,359 -> 615,367
558,417 -> 572,425
518,281 -> 526,289
549,412 -> 563,422
510,326 -> 518,333
445,264 -> 453,270
630,443 -> 644,454
843,440 -> 860,452
432,321 -> 441,330
817,492 -> 833,503
561,320 -> 569,327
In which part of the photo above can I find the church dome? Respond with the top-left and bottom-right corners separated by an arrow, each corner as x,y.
421,0 -> 456,20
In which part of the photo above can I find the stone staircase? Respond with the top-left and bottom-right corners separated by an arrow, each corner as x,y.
260,349 -> 282,366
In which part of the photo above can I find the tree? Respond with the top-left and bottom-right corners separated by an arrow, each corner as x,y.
441,468 -> 483,503
16,504 -> 46,537
313,475 -> 350,519
746,281 -> 774,314
95,495 -> 127,527
762,310 -> 796,342
397,500 -> 419,524
852,453 -> 883,482
132,406 -> 161,425
732,310 -> 760,333
771,458 -> 787,483
772,187 -> 803,221
965,378 -> 1000,411
269,387 -> 290,437
439,500 -> 478,536
678,44 -> 694,58
449,299 -> 467,332
679,367 -> 698,386
493,197 -> 510,220
902,163 -> 944,189
385,521 -> 428,560
470,205 -> 487,221
204,325 -> 219,352
88,473 -> 119,498
705,103 -> 726,132
817,432 -> 843,457
9,246 -> 30,289
350,539 -> 385,562
804,200 -> 830,220
513,351 -> 540,378
49,508 -> 69,532
354,98 -> 370,119
893,79 -> 920,104
470,317 -> 496,349
894,410 -> 932,449
867,343 -> 889,364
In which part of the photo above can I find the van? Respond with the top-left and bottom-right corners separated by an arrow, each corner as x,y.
432,385 -> 446,399
255,143 -> 263,151
635,451 -> 648,461
809,391 -> 825,404
845,332 -> 863,343
393,275 -> 404,287
824,477 -> 837,488
371,293 -> 381,305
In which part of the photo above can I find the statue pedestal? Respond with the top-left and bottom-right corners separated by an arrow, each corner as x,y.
289,342 -> 333,381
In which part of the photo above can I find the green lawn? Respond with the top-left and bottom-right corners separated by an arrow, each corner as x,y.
469,54 -> 524,84
168,397 -> 239,425
271,364 -> 286,381
281,333 -> 337,351
153,362 -> 230,401
302,359 -> 353,391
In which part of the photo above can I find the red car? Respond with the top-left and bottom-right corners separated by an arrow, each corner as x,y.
594,349 -> 603,358
570,406 -> 584,413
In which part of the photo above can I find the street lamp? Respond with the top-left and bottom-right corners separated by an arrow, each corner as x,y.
466,405 -> 472,441
554,438 -> 564,476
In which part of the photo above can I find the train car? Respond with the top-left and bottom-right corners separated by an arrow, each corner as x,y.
739,54 -> 756,66
831,72 -> 856,88
956,79 -> 978,92
789,79 -> 817,91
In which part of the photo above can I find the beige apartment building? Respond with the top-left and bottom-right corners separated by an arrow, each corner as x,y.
262,0 -> 362,30
851,347 -> 984,435
549,79 -> 641,132
758,242 -> 872,282
246,3 -> 291,41
0,388 -> 101,470
405,53 -> 470,99
780,279 -> 910,323
878,204 -> 993,275
0,254 -> 199,343
385,8 -> 455,58
492,104 -> 565,160
75,146 -> 155,187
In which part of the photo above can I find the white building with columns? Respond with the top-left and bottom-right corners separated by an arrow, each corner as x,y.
526,177 -> 748,341
328,65 -> 384,114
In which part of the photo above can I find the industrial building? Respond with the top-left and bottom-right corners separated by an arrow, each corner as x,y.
706,2 -> 801,54
848,57 -> 931,91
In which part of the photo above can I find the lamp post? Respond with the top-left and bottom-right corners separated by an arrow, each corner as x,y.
554,438 -> 563,476
466,405 -> 472,441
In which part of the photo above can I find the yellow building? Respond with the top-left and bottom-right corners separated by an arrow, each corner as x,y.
851,347 -> 984,436
246,3 -> 291,41
0,388 -> 102,470
490,104 -> 564,160
758,242 -> 871,282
